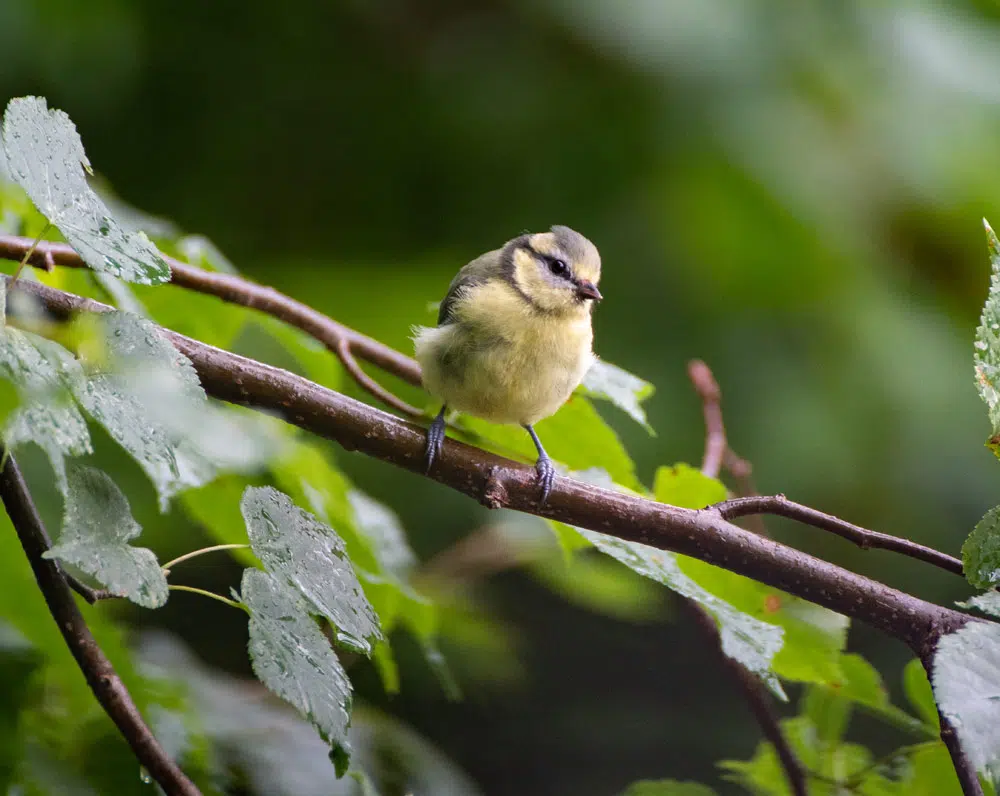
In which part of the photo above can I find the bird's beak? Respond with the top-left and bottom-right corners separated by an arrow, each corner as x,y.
576,281 -> 603,302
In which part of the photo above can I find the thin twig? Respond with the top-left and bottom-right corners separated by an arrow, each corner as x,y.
0,234 -> 423,416
63,572 -> 119,604
687,603 -> 808,796
9,277 -> 984,796
0,451 -> 200,796
715,495 -> 964,578
687,360 -> 807,796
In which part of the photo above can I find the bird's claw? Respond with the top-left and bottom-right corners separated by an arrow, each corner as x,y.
424,413 -> 447,473
535,455 -> 555,506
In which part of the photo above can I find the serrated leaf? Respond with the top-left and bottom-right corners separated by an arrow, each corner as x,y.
579,359 -> 656,434
904,658 -> 940,731
958,591 -> 1000,618
0,285 -> 90,491
241,486 -> 381,655
580,530 -> 786,698
241,568 -> 354,768
932,620 -> 1000,782
75,310 -> 279,508
978,221 -> 1000,445
1,97 -> 169,284
619,781 -> 716,796
653,464 -> 727,509
43,465 -> 168,608
962,505 -> 1000,590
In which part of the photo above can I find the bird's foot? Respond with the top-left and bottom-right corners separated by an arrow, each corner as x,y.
535,454 -> 556,506
424,411 -> 447,473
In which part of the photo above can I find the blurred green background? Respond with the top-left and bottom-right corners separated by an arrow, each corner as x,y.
4,0 -> 1000,793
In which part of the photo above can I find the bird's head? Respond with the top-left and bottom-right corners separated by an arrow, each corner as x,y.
503,225 -> 602,314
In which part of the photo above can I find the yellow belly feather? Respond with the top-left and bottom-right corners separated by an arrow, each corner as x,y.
413,280 -> 594,425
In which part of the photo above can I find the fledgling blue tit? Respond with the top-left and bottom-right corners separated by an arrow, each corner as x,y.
413,225 -> 603,503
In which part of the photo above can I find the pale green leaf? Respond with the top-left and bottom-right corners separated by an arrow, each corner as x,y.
579,359 -> 655,434
903,742 -> 971,796
43,465 -> 168,608
653,464 -> 727,509
75,310 -> 279,508
241,486 -> 381,655
933,620 -> 1000,781
457,394 -> 639,490
904,658 -> 940,731
347,490 -> 416,576
242,568 -> 354,772
619,781 -> 716,796
1,97 -> 169,284
830,654 -> 933,737
580,530 -> 785,698
958,591 -> 1000,618
0,285 -> 90,491
962,506 -> 1000,590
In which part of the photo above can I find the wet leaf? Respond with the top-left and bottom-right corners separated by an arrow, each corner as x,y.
962,505 -> 1000,590
75,310 -> 279,509
242,568 -> 354,771
933,620 -> 1000,782
1,97 -> 169,284
579,359 -> 655,434
241,486 -> 381,655
958,591 -> 1000,618
44,464 -> 167,608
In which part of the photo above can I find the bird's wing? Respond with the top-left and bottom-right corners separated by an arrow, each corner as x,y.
437,249 -> 502,326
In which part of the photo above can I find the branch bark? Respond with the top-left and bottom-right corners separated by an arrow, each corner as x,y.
0,234 -> 423,416
0,451 -> 199,796
5,277 -> 983,794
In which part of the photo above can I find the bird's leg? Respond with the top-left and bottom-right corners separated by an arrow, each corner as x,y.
424,406 -> 448,473
523,424 -> 555,505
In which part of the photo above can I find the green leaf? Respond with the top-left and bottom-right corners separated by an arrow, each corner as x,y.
962,505 -> 1000,589
958,591 -> 1000,618
580,530 -> 785,698
241,568 -> 355,770
653,464 -> 727,509
579,359 -> 656,434
1,97 -> 169,284
43,465 -> 168,608
904,658 -> 940,731
257,318 -> 343,391
180,475 -> 260,566
619,781 -> 716,796
903,742 -> 972,796
75,310 -> 279,509
830,654 -> 933,738
347,490 -> 416,576
0,287 -> 91,491
457,394 -> 639,490
677,556 -> 848,687
932,620 -> 1000,782
241,486 -> 381,655
978,220 -> 1000,449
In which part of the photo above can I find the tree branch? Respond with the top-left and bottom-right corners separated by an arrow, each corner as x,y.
0,451 -> 199,796
7,277 -> 983,795
0,234 -> 423,417
715,495 -> 964,578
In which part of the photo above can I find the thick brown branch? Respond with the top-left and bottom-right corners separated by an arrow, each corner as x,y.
715,495 -> 964,578
0,452 -> 199,796
0,234 -> 423,416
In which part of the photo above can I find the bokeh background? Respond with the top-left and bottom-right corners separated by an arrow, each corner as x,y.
4,1 -> 1000,794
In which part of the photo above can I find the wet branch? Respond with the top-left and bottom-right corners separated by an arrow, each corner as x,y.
0,451 -> 200,795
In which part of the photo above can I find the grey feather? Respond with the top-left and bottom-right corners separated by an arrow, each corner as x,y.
437,249 -> 503,326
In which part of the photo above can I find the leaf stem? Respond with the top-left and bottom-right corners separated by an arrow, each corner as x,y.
9,223 -> 52,286
162,543 -> 249,573
168,584 -> 247,612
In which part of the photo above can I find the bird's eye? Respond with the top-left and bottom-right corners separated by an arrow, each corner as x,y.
548,259 -> 568,276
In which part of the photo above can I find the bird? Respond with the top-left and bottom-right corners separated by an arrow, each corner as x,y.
413,225 -> 602,503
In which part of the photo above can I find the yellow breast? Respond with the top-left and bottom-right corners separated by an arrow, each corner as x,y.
413,280 -> 594,425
